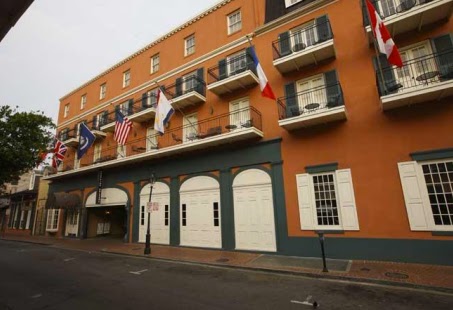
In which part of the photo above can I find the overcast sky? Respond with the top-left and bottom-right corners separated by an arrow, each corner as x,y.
0,0 -> 220,124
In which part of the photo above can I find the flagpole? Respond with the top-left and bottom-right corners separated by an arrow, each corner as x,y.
364,0 -> 388,95
152,80 -> 198,133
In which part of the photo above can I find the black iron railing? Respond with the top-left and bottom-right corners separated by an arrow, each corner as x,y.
272,19 -> 333,60
277,83 -> 344,120
375,50 -> 453,96
207,51 -> 256,84
164,75 -> 206,99
362,0 -> 431,27
60,106 -> 262,172
59,128 -> 77,141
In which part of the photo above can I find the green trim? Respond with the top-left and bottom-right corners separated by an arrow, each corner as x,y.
315,230 -> 344,234
410,148 -> 453,161
220,169 -> 234,250
305,162 -> 339,174
432,231 -> 453,236
270,161 -> 286,252
170,177 -> 180,246
132,181 -> 141,243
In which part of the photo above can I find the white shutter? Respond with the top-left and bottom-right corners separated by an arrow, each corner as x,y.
336,169 -> 360,231
296,174 -> 315,230
397,161 -> 430,231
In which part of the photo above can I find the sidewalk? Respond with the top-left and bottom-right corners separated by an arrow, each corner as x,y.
1,233 -> 452,294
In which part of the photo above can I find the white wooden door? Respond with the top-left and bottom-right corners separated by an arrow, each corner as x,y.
65,210 -> 79,237
296,75 -> 326,112
229,98 -> 250,129
233,169 -> 276,252
396,44 -> 437,89
139,182 -> 170,244
180,190 -> 221,248
183,114 -> 198,142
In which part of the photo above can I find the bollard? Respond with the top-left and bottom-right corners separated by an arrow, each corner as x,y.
318,232 -> 328,272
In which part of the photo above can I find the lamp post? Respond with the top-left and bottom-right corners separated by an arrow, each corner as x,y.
144,173 -> 156,255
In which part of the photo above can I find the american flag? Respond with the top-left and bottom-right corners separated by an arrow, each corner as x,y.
114,110 -> 133,145
52,139 -> 67,168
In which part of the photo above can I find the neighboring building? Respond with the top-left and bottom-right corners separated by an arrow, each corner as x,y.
45,0 -> 453,265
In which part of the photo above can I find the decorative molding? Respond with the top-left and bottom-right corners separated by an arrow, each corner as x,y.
410,148 -> 453,161
305,162 -> 339,174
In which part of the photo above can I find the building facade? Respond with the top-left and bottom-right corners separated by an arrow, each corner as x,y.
46,0 -> 453,265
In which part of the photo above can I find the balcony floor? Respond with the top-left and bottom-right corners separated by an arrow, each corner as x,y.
208,71 -> 258,96
279,106 -> 347,130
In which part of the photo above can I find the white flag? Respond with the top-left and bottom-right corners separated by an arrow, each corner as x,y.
153,89 -> 174,135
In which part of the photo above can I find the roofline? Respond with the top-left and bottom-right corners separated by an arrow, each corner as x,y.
59,0 -> 233,101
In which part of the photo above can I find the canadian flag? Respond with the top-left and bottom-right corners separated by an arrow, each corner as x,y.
366,0 -> 403,67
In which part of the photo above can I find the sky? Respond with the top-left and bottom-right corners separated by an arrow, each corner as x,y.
0,0 -> 220,124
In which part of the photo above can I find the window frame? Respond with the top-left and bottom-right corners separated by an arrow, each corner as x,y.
46,209 -> 60,232
151,54 -> 160,74
100,83 -> 107,100
64,103 -> 70,118
184,34 -> 195,56
123,69 -> 131,88
227,10 -> 242,35
80,94 -> 87,110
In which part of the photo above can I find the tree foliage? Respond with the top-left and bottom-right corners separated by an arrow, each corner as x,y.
0,105 -> 55,186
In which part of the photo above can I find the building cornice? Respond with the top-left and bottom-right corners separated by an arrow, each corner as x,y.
59,0 -> 234,102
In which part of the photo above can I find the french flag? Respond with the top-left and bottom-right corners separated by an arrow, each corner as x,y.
249,46 -> 276,100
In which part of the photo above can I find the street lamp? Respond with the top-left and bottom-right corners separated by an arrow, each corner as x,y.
144,173 -> 156,255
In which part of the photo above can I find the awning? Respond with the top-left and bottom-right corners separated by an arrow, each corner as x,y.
46,193 -> 81,210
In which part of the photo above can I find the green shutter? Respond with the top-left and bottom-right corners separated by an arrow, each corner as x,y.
246,47 -> 256,75
324,70 -> 343,107
278,31 -> 292,57
92,115 -> 97,130
142,92 -> 148,108
218,59 -> 227,80
372,55 -> 399,96
316,15 -> 332,44
196,68 -> 205,96
284,82 -> 298,117
431,33 -> 453,81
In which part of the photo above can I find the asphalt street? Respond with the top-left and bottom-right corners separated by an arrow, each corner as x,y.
0,240 -> 452,310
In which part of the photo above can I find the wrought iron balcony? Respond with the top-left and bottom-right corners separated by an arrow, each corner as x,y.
277,83 -> 347,130
207,51 -> 258,96
59,128 -> 78,147
375,50 -> 453,110
272,17 -> 335,74
55,106 -> 263,176
363,0 -> 453,43
163,75 -> 206,109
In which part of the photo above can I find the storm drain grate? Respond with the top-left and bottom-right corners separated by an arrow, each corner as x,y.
216,258 -> 230,263
385,272 -> 409,279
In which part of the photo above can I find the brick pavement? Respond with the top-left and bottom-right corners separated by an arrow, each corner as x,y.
1,232 -> 452,293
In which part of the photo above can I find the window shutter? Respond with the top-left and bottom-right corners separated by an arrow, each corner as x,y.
431,34 -> 453,81
196,68 -> 205,96
245,47 -> 256,75
372,55 -> 398,96
397,161 -> 431,231
278,31 -> 292,57
102,111 -> 108,126
296,174 -> 315,230
218,59 -> 227,80
362,0 -> 378,27
175,77 -> 183,97
142,92 -> 148,108
128,99 -> 134,115
335,169 -> 359,231
284,82 -> 298,117
92,115 -> 97,130
115,105 -> 120,120
324,70 -> 343,107
316,15 -> 332,43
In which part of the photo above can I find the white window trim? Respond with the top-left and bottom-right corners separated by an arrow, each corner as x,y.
226,50 -> 247,76
94,143 -> 102,162
151,54 -> 160,74
185,35 -> 195,56
100,83 -> 106,100
398,160 -> 453,232
296,169 -> 360,231
64,104 -> 70,118
227,10 -> 242,35
117,144 -> 126,159
146,127 -> 158,151
123,70 -> 131,88
80,94 -> 87,110
46,209 -> 60,232
285,0 -> 304,8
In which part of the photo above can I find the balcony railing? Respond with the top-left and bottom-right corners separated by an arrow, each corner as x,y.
100,97 -> 156,129
375,49 -> 453,109
59,128 -> 77,142
272,18 -> 333,60
277,83 -> 346,129
59,107 -> 263,173
207,52 -> 257,84
362,0 -> 453,40
163,75 -> 206,109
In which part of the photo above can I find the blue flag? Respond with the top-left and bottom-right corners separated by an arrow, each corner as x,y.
77,123 -> 96,159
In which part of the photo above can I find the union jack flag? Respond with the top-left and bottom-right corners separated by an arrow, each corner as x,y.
52,139 -> 67,168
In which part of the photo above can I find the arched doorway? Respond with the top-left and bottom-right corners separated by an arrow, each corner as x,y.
233,169 -> 277,252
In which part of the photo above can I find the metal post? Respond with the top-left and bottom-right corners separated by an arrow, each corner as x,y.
144,173 -> 156,255
318,233 -> 328,272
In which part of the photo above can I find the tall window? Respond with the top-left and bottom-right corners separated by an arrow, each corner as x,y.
227,10 -> 242,34
123,70 -> 131,88
229,97 -> 250,129
182,71 -> 198,93
100,83 -> 107,99
226,50 -> 247,76
145,89 -> 158,107
46,209 -> 60,231
151,54 -> 160,74
117,144 -> 126,159
183,113 -> 198,142
146,127 -> 158,151
185,35 -> 195,56
93,143 -> 102,163
291,20 -> 317,50
296,74 -> 326,112
64,104 -> 70,118
80,94 -> 87,110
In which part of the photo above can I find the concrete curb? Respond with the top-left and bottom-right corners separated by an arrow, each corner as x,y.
0,238 -> 52,246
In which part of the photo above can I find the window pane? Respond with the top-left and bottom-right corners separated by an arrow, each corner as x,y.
313,172 -> 339,227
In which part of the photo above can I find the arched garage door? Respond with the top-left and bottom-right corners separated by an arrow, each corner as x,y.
139,182 -> 170,244
180,176 -> 221,248
233,169 -> 277,252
